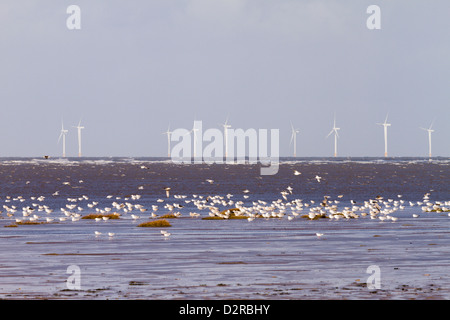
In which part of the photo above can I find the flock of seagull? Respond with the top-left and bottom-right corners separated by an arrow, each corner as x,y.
191,187 -> 449,226
1,169 -> 449,239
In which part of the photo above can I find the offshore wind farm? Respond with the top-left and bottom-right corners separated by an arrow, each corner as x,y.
52,114 -> 441,160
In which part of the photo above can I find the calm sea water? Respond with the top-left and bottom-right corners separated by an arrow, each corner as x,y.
0,157 -> 449,299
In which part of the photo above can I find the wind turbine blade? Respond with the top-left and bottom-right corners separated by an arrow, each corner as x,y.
326,130 -> 334,139
384,113 -> 389,124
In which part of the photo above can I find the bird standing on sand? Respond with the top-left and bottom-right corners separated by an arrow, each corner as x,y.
164,187 -> 171,198
161,230 -> 170,237
321,196 -> 329,207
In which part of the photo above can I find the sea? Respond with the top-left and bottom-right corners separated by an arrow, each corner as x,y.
0,156 -> 449,300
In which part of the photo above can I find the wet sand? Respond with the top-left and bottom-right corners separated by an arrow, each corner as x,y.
1,207 -> 449,300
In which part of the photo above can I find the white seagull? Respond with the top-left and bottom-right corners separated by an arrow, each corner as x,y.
160,230 -> 171,237
164,187 -> 171,198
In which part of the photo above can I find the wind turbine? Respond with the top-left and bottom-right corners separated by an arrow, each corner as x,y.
377,114 -> 391,157
326,115 -> 340,157
192,127 -> 199,158
73,120 -> 84,157
221,117 -> 231,158
290,123 -> 299,157
162,125 -> 172,157
58,121 -> 68,157
420,121 -> 435,158
184,122 -> 200,158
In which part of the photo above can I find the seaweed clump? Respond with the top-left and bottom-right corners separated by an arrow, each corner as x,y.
159,214 -> 178,219
137,219 -> 172,227
81,213 -> 120,220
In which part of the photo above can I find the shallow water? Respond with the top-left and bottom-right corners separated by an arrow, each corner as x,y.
0,157 -> 449,299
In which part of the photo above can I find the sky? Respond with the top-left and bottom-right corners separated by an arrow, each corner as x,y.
0,0 -> 449,158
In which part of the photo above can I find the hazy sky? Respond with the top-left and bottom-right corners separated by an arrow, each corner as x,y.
0,0 -> 449,157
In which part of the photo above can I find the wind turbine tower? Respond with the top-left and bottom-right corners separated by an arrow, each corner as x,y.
58,121 -> 68,157
377,114 -> 391,157
420,122 -> 434,158
326,115 -> 340,157
222,118 -> 231,158
290,123 -> 299,157
191,127 -> 199,158
163,125 -> 173,157
184,121 -> 200,158
74,120 -> 84,157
